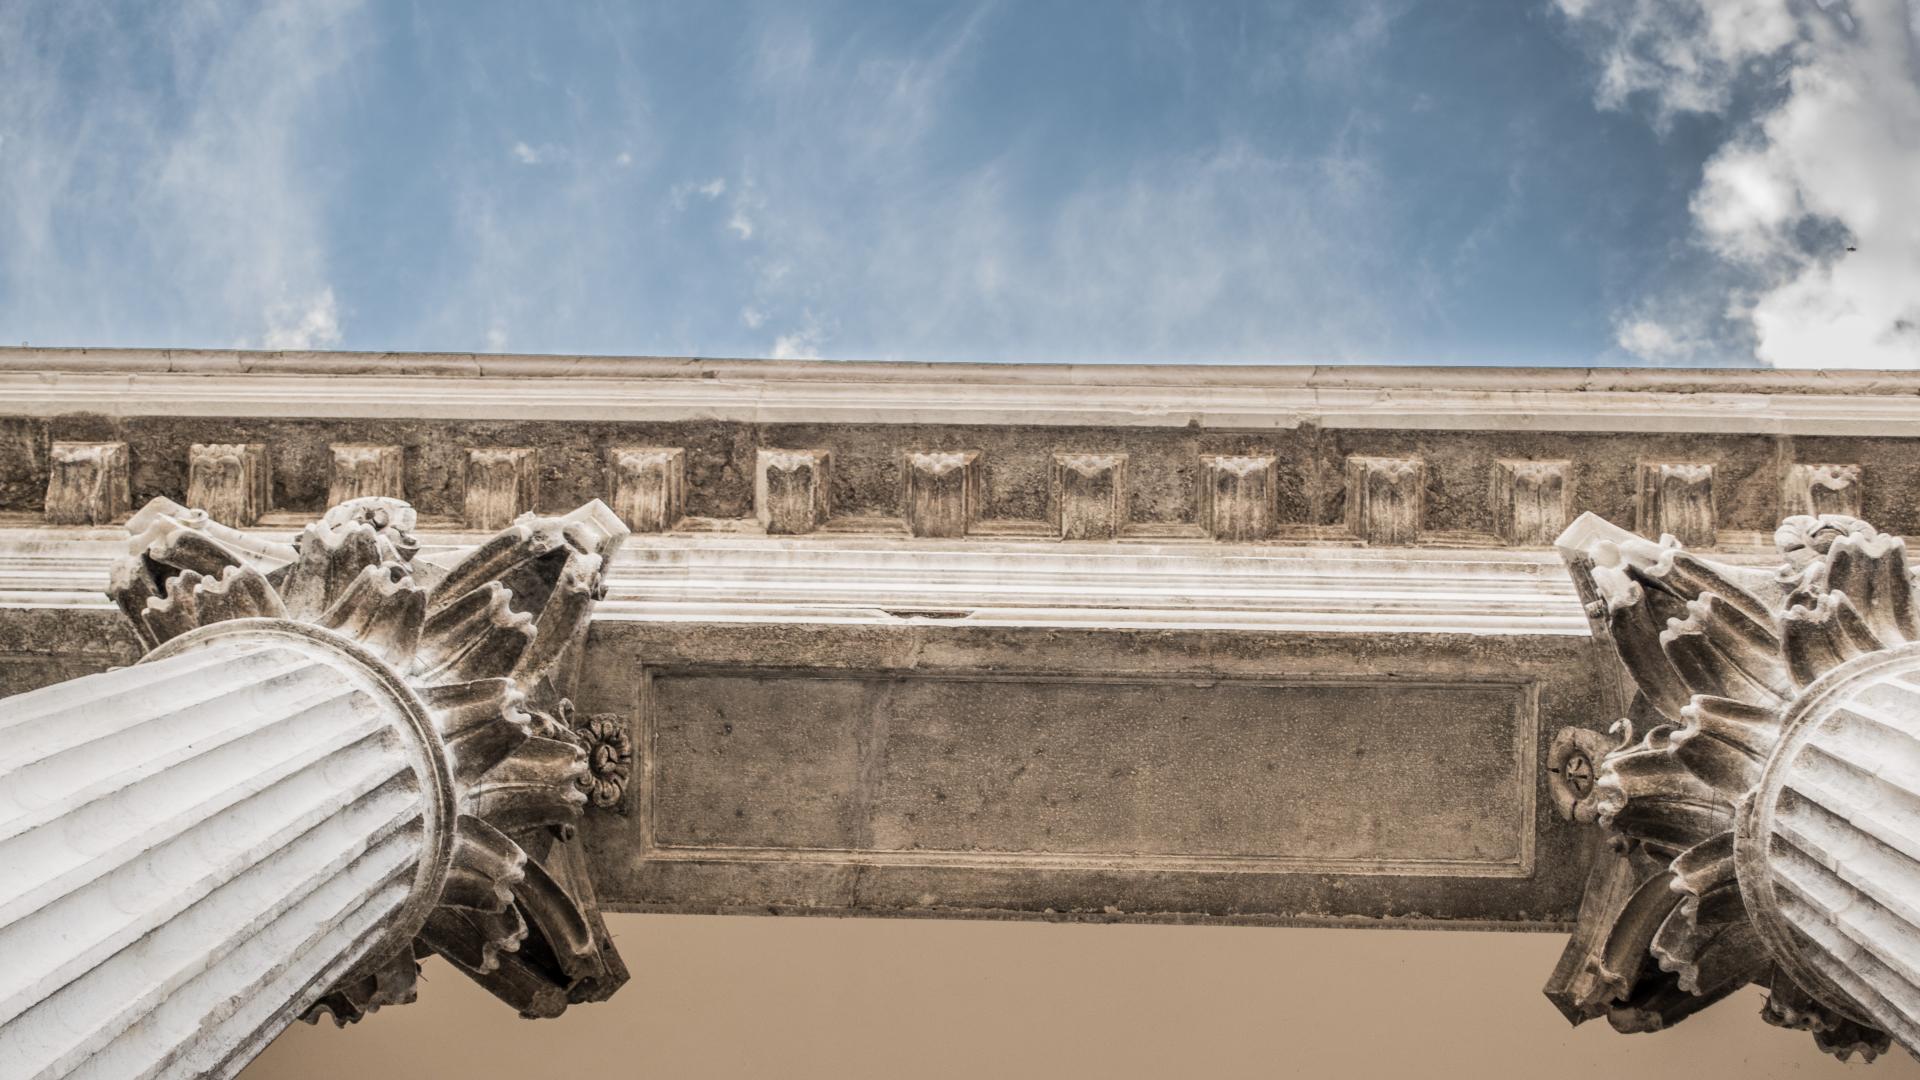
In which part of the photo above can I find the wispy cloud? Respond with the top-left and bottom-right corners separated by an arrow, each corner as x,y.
668,176 -> 727,210
0,1 -> 363,349
262,288 -> 342,350
719,6 -> 1411,361
1559,0 -> 1920,368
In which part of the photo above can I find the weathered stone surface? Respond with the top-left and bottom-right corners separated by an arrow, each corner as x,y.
328,444 -> 405,505
44,441 -> 129,525
650,672 -> 1531,870
902,451 -> 980,538
187,442 -> 271,525
1636,461 -> 1716,546
1491,460 -> 1570,547
576,611 -> 1612,927
606,447 -> 685,533
1344,456 -> 1424,545
462,446 -> 538,529
1781,462 -> 1861,518
755,449 -> 831,535
1199,454 -> 1276,541
1049,453 -> 1126,540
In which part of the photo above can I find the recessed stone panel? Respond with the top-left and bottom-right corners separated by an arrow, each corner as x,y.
646,671 -> 1534,875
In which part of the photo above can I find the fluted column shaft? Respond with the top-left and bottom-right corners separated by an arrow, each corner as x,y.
1739,642 -> 1920,1051
0,622 -> 451,1080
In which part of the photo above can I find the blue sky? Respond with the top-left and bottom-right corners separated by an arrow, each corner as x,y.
2,1 -> 1916,367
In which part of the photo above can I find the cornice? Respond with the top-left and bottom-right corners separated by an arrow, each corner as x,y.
0,525 -> 1590,636
5,347 -> 1919,434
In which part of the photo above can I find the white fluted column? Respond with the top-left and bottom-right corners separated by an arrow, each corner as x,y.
1739,641 -> 1920,1052
0,621 -> 452,1080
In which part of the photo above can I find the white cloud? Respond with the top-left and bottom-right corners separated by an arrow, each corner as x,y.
1564,0 -> 1920,369
740,306 -> 766,329
1555,0 -> 1799,121
615,151 -> 633,167
770,327 -> 822,359
667,176 -> 728,210
262,288 -> 342,350
484,319 -> 509,352
511,141 -> 542,164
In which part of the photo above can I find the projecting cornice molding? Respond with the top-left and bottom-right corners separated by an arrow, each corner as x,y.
10,352 -> 1920,556
6,347 -> 1920,433
0,526 -> 1590,636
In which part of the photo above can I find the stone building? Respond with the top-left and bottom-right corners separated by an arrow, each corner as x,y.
2,347 -> 1918,1074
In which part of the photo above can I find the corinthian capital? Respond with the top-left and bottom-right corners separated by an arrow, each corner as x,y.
107,494 -> 632,1023
1547,511 -> 1920,1061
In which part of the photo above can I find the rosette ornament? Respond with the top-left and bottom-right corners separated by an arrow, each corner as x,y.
1547,511 -> 1920,1061
106,494 -> 631,1023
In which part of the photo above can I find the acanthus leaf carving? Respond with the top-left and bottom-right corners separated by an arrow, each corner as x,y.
103,493 -> 632,1025
1547,511 -> 1915,1061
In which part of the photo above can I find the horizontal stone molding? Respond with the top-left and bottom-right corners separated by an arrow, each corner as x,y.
0,525 -> 1590,635
9,347 -> 1920,434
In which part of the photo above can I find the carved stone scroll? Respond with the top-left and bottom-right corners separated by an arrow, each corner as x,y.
755,449 -> 832,535
1344,456 -> 1424,545
607,447 -> 685,533
1049,452 -> 1127,541
1492,460 -> 1570,547
1199,455 -> 1277,542
44,441 -> 130,525
328,444 -> 405,505
188,442 -> 271,526
1636,462 -> 1716,548
1545,509 -> 1920,1061
463,447 -> 539,530
1781,463 -> 1861,519
903,451 -> 981,538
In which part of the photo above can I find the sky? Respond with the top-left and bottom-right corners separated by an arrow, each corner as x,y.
0,1 -> 1915,368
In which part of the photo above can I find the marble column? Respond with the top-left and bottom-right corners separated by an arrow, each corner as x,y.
0,495 -> 632,1079
0,625 -> 452,1080
1546,511 -> 1920,1062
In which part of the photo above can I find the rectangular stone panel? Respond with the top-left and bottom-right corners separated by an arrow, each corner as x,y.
644,671 -> 1534,875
